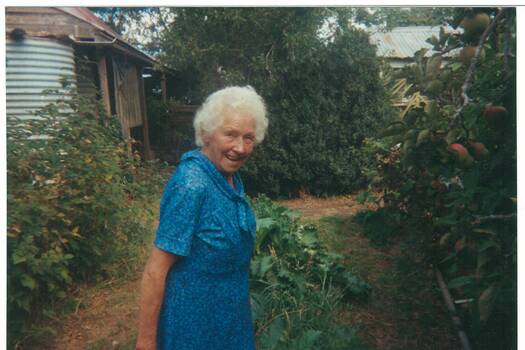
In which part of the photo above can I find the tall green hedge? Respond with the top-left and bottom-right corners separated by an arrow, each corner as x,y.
159,8 -> 393,197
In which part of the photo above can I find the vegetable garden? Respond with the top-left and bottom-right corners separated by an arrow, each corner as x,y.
6,6 -> 516,350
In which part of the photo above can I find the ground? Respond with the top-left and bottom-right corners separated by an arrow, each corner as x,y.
46,194 -> 460,350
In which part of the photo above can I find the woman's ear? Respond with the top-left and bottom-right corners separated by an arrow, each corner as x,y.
202,132 -> 210,147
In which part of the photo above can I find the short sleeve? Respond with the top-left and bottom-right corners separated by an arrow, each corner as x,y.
154,168 -> 206,257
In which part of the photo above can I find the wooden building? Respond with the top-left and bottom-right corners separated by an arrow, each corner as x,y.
6,7 -> 157,158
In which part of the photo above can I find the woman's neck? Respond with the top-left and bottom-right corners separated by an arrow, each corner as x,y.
226,174 -> 235,188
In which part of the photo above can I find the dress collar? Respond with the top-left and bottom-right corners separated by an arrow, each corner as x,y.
181,149 -> 256,237
181,149 -> 245,201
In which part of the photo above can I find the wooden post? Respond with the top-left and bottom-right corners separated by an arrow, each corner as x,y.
138,67 -> 152,160
112,55 -> 132,156
96,51 -> 112,117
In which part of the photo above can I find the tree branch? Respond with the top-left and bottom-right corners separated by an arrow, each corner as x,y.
450,8 -> 509,128
265,43 -> 275,79
472,213 -> 516,225
503,12 -> 512,78
440,42 -> 462,56
435,268 -> 473,350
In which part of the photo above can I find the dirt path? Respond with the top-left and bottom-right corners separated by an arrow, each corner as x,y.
279,193 -> 376,220
49,195 -> 458,350
51,277 -> 141,350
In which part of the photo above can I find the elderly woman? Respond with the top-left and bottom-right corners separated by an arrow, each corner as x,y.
136,86 -> 268,350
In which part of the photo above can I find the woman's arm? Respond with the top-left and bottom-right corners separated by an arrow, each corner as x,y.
136,246 -> 179,350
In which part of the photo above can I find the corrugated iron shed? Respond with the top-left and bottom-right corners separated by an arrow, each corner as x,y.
6,7 -> 156,159
57,7 -> 156,65
369,26 -> 456,59
6,7 -> 156,65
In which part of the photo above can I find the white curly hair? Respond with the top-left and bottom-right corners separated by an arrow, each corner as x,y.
193,86 -> 268,147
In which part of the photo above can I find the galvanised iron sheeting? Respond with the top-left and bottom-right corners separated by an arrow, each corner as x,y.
369,26 -> 456,59
6,37 -> 75,121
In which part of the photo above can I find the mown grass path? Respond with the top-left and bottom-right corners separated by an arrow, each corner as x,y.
49,195 -> 460,349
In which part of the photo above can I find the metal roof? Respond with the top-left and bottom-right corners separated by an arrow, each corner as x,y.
58,7 -> 123,39
56,7 -> 156,65
368,26 -> 458,59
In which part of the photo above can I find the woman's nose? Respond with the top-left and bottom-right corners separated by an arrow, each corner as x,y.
232,137 -> 245,153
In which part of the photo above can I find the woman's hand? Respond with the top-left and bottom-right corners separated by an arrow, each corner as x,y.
136,246 -> 179,349
135,338 -> 156,350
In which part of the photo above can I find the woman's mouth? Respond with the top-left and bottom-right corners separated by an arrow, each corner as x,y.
225,154 -> 245,162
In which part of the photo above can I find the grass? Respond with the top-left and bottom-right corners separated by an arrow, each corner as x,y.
18,195 -> 159,350
24,196 -> 459,349
308,214 -> 460,350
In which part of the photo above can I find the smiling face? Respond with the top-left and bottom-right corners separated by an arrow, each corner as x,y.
201,111 -> 257,182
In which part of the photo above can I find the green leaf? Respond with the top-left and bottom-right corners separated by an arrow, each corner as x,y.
260,316 -> 285,350
21,274 -> 37,290
426,56 -> 442,78
290,329 -> 322,349
300,231 -> 319,248
251,255 -> 273,278
450,62 -> 463,71
12,253 -> 27,265
59,269 -> 71,282
477,251 -> 491,270
284,209 -> 301,221
447,275 -> 475,289
473,228 -> 497,236
434,216 -> 459,226
439,232 -> 453,247
479,284 -> 497,322
378,123 -> 406,138
257,217 -> 276,231
356,191 -> 369,204
478,239 -> 499,252
416,129 -> 430,147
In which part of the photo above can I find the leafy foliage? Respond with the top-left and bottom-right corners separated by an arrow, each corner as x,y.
90,7 -> 173,55
359,8 -> 516,349
351,7 -> 456,29
250,195 -> 370,349
353,208 -> 401,246
6,91 -> 165,347
158,8 -> 393,197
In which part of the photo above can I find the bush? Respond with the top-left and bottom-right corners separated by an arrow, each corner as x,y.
6,92 -> 157,346
359,8 -> 516,350
353,208 -> 401,246
159,8 -> 394,197
250,195 -> 370,349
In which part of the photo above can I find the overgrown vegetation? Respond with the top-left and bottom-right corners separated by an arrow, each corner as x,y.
156,8 -> 393,197
360,8 -> 516,349
6,91 -> 169,347
353,208 -> 401,246
9,6 -> 517,349
314,215 -> 460,349
250,196 -> 370,349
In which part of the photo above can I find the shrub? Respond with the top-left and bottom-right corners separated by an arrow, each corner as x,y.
159,8 -> 394,197
250,195 -> 370,349
353,208 -> 401,246
359,8 -> 516,350
6,92 -> 156,346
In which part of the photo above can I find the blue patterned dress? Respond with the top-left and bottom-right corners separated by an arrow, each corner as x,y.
154,149 -> 257,350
